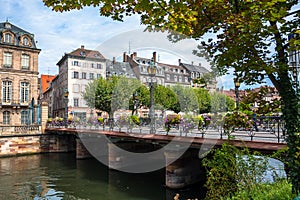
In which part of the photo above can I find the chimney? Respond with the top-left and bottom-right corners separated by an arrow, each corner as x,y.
123,52 -> 127,62
113,57 -> 116,64
81,45 -> 84,49
153,52 -> 157,63
178,59 -> 181,65
191,61 -> 194,65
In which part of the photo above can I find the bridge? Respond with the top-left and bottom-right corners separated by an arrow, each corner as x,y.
44,120 -> 286,189
0,115 -> 287,189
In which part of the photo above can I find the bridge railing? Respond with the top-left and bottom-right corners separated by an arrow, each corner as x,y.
45,116 -> 286,143
0,125 -> 41,136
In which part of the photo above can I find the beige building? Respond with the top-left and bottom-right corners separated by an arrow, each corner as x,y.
0,21 -> 40,125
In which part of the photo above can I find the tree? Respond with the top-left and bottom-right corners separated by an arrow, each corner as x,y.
44,0 -> 300,193
210,92 -> 235,113
83,76 -> 141,119
129,84 -> 149,115
241,86 -> 281,115
193,88 -> 211,113
170,85 -> 199,113
154,84 -> 179,114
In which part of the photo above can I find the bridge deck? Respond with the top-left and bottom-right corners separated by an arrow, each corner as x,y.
46,127 -> 286,152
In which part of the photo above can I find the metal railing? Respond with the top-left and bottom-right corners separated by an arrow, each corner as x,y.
46,116 -> 286,143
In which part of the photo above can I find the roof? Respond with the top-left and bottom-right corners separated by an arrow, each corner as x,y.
0,21 -> 38,49
69,46 -> 106,59
180,63 -> 210,73
106,60 -> 137,78
41,74 -> 56,93
57,45 -> 106,66
0,21 -> 32,35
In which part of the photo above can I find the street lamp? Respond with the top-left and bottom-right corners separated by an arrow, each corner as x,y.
132,91 -> 139,115
64,89 -> 69,127
147,58 -> 157,134
234,78 -> 240,111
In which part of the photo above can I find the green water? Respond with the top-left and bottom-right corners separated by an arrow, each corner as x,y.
0,153 -> 206,200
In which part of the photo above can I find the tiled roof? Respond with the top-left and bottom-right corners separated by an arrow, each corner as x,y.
180,63 -> 209,73
41,74 -> 56,93
69,47 -> 106,59
106,60 -> 137,78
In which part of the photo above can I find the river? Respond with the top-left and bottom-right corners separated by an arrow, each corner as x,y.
0,153 -> 206,200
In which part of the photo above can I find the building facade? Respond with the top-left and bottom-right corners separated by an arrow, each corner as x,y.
0,21 -> 40,125
51,45 -> 107,120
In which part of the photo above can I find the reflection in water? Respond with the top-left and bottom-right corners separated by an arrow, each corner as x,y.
0,153 -> 205,200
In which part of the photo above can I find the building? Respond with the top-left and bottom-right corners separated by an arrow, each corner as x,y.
106,57 -> 136,79
126,51 -> 216,90
40,74 -> 57,118
52,45 -> 107,120
0,21 -> 41,125
126,52 -> 165,85
40,74 -> 56,94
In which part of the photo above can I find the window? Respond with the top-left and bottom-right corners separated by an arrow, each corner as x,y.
2,81 -> 12,102
166,74 -> 170,80
89,73 -> 94,80
3,52 -> 12,67
73,61 -> 79,66
82,63 -> 88,68
91,63 -> 94,68
97,64 -> 102,69
179,76 -> 182,82
4,33 -> 12,43
72,71 -> 79,79
20,82 -> 30,103
3,111 -> 10,125
23,37 -> 29,46
21,54 -> 30,69
21,110 -> 28,124
185,77 -> 189,83
74,98 -> 79,107
97,74 -> 101,79
73,84 -> 80,93
82,72 -> 86,79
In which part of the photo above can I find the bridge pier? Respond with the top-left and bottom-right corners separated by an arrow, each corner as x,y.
76,138 -> 92,159
164,148 -> 206,189
108,141 -> 158,171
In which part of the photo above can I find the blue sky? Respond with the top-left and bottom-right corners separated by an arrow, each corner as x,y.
0,0 -> 281,90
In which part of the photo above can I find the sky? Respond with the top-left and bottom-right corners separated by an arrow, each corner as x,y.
0,0 -> 280,90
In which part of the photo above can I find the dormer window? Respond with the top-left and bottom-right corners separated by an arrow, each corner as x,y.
23,37 -> 29,46
4,33 -> 12,44
5,22 -> 11,29
80,51 -> 86,56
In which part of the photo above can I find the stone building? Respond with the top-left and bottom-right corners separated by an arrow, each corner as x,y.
0,21 -> 40,125
51,45 -> 107,120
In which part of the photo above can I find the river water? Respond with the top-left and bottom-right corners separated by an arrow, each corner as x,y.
0,153 -> 206,200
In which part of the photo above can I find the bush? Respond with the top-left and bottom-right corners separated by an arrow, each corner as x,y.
202,143 -> 285,200
227,179 -> 294,200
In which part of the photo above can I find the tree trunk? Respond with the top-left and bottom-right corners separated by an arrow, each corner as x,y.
277,72 -> 300,194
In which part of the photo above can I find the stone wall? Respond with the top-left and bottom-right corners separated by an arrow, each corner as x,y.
0,134 -> 76,157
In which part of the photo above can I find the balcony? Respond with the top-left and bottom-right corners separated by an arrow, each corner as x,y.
3,64 -> 12,68
0,99 -> 29,107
